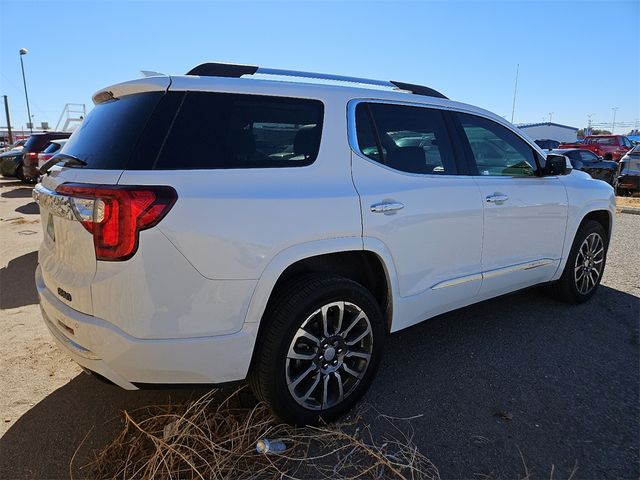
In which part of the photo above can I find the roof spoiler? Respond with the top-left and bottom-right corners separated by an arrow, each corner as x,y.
185,62 -> 448,99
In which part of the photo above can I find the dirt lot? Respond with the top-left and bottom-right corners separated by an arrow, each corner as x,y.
1,178 -> 638,479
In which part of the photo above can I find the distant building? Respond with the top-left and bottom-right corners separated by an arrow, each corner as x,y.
517,122 -> 578,143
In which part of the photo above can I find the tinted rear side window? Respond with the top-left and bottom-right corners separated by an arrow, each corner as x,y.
153,92 -> 324,169
355,102 -> 456,175
62,92 -> 164,169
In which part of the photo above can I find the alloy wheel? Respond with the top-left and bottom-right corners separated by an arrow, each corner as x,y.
285,301 -> 373,411
574,232 -> 604,295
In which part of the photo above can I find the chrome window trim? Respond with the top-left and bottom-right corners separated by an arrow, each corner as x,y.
346,98 -> 548,178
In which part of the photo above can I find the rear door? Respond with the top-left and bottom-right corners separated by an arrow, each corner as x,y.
35,82 -> 169,315
350,101 -> 484,331
451,112 -> 568,299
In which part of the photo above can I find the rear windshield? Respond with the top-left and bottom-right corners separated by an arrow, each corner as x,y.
62,92 -> 164,169
24,134 -> 63,152
42,142 -> 62,154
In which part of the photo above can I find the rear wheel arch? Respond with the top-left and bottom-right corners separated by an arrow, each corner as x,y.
262,250 -> 392,333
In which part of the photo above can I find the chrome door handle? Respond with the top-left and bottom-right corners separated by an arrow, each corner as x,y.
486,194 -> 509,204
370,202 -> 405,214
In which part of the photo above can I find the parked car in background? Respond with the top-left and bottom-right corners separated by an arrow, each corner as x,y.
33,63 -> 615,425
549,148 -> 618,186
20,132 -> 71,182
559,135 -> 633,161
0,147 -> 24,178
1,139 -> 27,153
37,139 -> 68,170
534,139 -> 561,150
617,145 -> 640,195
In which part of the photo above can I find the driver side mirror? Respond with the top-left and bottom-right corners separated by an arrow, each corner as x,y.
544,154 -> 571,176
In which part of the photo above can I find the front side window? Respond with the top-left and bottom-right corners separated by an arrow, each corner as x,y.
579,150 -> 598,163
455,112 -> 536,177
154,92 -> 323,169
355,103 -> 456,175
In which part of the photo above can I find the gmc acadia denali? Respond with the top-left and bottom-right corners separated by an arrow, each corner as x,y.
33,63 -> 615,424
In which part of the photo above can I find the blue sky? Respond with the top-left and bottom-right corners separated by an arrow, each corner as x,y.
1,0 -> 638,134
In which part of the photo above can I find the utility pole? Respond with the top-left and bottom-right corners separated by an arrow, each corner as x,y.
548,112 -> 554,123
510,63 -> 519,124
3,96 -> 13,144
611,107 -> 619,134
586,113 -> 595,136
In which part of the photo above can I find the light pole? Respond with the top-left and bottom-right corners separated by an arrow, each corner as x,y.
3,96 -> 13,144
548,112 -> 554,123
19,48 -> 33,133
586,113 -> 595,136
510,63 -> 519,124
611,107 -> 619,134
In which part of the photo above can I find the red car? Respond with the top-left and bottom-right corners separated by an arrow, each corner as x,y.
559,135 -> 633,161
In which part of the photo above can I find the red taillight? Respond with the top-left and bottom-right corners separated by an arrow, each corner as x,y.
25,152 -> 38,164
55,183 -> 177,261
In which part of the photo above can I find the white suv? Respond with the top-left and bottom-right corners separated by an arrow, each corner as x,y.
33,63 -> 615,424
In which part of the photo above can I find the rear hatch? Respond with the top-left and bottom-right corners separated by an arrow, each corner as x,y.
34,77 -> 170,315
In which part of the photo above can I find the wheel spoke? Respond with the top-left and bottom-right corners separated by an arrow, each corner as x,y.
287,344 -> 316,361
296,329 -> 321,347
581,275 -> 589,293
319,302 -> 345,338
300,372 -> 321,402
288,364 -> 316,388
341,311 -> 366,338
341,363 -> 362,379
334,372 -> 344,405
320,305 -> 331,338
345,350 -> 371,361
321,374 -> 330,408
346,325 -> 372,346
589,269 -> 599,285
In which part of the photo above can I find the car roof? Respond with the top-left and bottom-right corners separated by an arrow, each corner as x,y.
94,74 -> 510,133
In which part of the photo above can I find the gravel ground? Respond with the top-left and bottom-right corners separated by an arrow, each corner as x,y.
0,178 -> 638,479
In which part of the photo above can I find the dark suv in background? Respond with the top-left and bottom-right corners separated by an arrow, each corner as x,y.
20,132 -> 71,182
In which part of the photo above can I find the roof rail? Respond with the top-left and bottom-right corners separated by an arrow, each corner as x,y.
185,62 -> 448,99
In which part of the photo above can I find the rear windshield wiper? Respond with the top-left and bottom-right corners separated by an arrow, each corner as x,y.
40,153 -> 87,174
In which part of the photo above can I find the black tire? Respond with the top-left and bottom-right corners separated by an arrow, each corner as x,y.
15,163 -> 25,182
550,220 -> 608,304
248,273 -> 385,425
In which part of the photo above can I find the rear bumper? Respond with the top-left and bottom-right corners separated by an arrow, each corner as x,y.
36,265 -> 259,389
617,174 -> 640,191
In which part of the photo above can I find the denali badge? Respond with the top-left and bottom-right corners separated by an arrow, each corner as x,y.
57,287 -> 72,302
